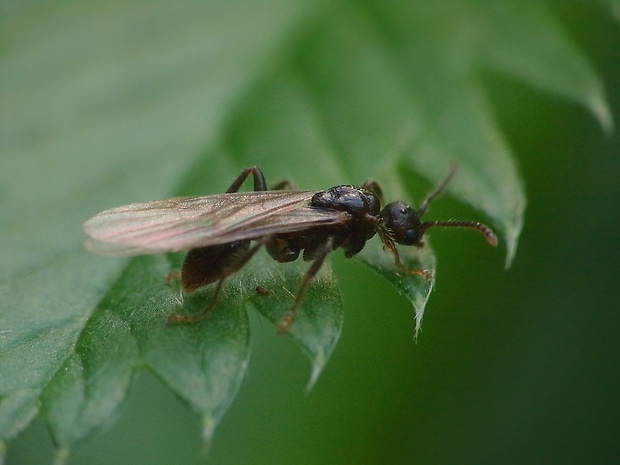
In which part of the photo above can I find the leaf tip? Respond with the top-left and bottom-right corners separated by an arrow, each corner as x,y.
200,415 -> 216,452
587,90 -> 614,134
412,276 -> 435,339
52,447 -> 71,465
501,215 -> 524,269
305,352 -> 328,394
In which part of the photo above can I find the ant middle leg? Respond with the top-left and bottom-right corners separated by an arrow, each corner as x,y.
277,237 -> 335,334
226,166 -> 268,193
226,166 -> 297,193
165,167 -> 266,292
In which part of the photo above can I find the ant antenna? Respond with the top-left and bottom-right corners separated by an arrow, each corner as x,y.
420,220 -> 498,246
417,162 -> 498,246
417,162 -> 458,217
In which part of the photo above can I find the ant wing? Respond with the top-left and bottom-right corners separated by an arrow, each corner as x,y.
83,190 -> 347,256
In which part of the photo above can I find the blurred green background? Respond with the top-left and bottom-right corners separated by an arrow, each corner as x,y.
3,1 -> 619,464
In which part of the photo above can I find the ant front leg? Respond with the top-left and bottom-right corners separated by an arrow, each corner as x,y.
368,215 -> 433,280
386,244 -> 433,280
372,222 -> 432,280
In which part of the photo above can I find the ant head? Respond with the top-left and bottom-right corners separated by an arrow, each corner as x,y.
377,163 -> 498,248
379,199 -> 498,248
380,201 -> 424,246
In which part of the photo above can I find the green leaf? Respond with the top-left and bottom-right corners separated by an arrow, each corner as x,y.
357,244 -> 436,339
40,254 -> 251,449
246,253 -> 343,390
0,0 -> 609,456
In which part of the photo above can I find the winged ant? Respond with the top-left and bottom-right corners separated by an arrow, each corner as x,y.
84,164 -> 497,332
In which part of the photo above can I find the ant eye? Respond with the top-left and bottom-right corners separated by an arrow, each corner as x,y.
404,229 -> 416,243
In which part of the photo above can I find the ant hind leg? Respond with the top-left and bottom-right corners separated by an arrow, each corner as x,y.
167,278 -> 226,324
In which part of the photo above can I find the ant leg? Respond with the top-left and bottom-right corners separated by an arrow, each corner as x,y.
226,166 -> 268,193
167,278 -> 226,324
165,167 -> 266,291
386,245 -> 432,280
379,235 -> 431,279
417,162 -> 458,216
369,215 -> 432,280
166,270 -> 181,285
227,167 -> 298,192
361,180 -> 385,205
168,239 -> 267,324
269,179 -> 297,191
277,237 -> 334,334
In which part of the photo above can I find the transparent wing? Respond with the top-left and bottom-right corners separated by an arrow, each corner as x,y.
83,190 -> 348,256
